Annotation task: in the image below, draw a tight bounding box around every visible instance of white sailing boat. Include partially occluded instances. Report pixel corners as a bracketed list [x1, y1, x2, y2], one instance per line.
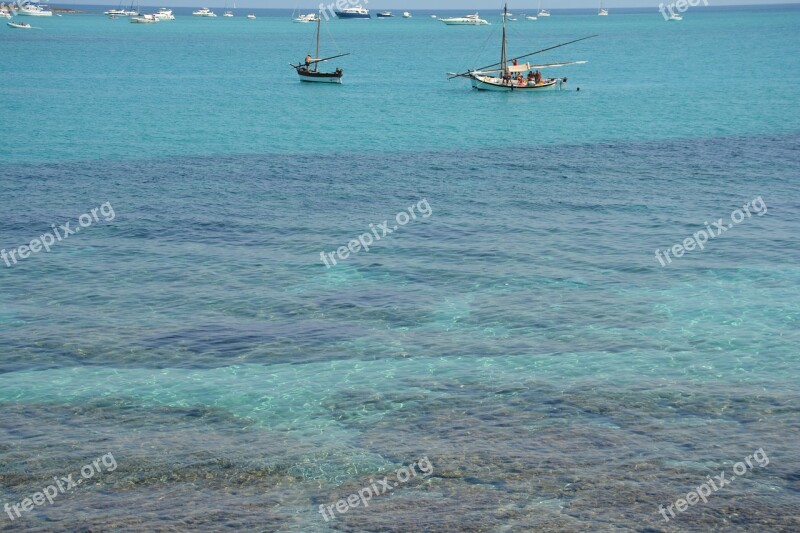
[537, 0, 550, 16]
[290, 13, 349, 83]
[449, 5, 593, 92]
[223, 0, 234, 17]
[598, 0, 609, 16]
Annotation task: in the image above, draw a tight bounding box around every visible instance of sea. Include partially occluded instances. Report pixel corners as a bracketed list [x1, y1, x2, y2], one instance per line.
[0, 4, 799, 532]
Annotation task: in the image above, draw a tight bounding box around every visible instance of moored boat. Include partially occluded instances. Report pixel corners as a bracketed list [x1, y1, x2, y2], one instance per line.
[153, 8, 174, 20]
[247, 13, 255, 18]
[293, 13, 319, 22]
[449, 4, 593, 93]
[192, 7, 217, 17]
[439, 13, 489, 25]
[376, 11, 393, 17]
[16, 2, 53, 16]
[130, 13, 158, 22]
[668, 13, 682, 20]
[402, 11, 411, 18]
[291, 13, 349, 83]
[334, 6, 369, 18]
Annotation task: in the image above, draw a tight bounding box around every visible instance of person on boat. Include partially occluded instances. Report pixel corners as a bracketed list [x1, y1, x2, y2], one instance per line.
[304, 54, 312, 67]
[534, 70, 542, 84]
[512, 59, 518, 66]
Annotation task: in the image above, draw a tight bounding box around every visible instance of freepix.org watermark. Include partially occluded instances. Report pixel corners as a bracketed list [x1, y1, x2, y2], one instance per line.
[4, 453, 117, 522]
[654, 196, 766, 266]
[658, 0, 707, 21]
[0, 0, 31, 16]
[318, 457, 433, 521]
[658, 448, 769, 522]
[320, 198, 431, 268]
[2, 202, 115, 268]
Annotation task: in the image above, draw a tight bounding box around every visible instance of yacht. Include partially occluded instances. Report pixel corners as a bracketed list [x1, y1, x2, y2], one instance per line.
[668, 13, 682, 20]
[402, 11, 411, 18]
[153, 8, 175, 20]
[334, 6, 370, 18]
[192, 7, 217, 16]
[17, 2, 53, 16]
[439, 13, 489, 25]
[526, 15, 537, 20]
[293, 13, 319, 22]
[376, 11, 393, 17]
[247, 13, 255, 18]
[223, 11, 233, 16]
[104, 8, 126, 16]
[537, 1, 550, 17]
[131, 13, 158, 22]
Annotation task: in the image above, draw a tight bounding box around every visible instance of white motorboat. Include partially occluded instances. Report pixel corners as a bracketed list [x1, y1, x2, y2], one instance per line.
[449, 4, 593, 93]
[439, 13, 489, 25]
[668, 13, 682, 20]
[293, 13, 319, 23]
[223, 11, 233, 16]
[402, 11, 411, 18]
[104, 8, 126, 16]
[334, 6, 370, 18]
[247, 13, 255, 18]
[153, 8, 174, 20]
[192, 7, 217, 17]
[16, 2, 53, 16]
[130, 13, 158, 22]
[1, 11, 12, 18]
[376, 11, 393, 17]
[7, 20, 32, 28]
[526, 15, 537, 20]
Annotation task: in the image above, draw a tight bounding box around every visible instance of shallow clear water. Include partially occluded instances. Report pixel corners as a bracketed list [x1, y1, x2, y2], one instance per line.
[0, 5, 799, 532]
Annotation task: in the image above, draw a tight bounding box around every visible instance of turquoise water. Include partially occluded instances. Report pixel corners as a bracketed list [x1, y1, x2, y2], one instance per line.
[1, 5, 799, 532]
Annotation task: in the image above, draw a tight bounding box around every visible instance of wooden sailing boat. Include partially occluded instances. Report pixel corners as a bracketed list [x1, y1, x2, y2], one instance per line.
[290, 13, 349, 83]
[449, 4, 594, 92]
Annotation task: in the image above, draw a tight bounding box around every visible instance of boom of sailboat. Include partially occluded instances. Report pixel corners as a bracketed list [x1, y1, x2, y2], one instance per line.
[448, 34, 597, 80]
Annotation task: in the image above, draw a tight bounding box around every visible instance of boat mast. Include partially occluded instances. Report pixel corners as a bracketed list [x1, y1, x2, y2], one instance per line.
[500, 4, 507, 78]
[314, 14, 321, 72]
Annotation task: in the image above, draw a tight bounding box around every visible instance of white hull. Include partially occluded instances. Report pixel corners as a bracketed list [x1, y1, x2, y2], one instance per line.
[470, 74, 562, 92]
[17, 9, 53, 16]
[526, 15, 537, 20]
[440, 18, 489, 25]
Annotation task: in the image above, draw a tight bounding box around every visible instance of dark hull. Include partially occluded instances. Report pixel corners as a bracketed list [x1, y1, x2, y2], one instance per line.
[334, 11, 370, 18]
[297, 68, 343, 83]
